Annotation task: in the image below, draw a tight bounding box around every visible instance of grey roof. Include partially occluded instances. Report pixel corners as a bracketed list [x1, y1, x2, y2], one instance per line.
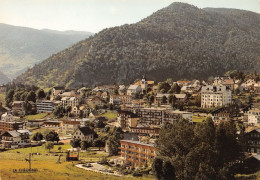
[128, 85, 140, 90]
[8, 131, 20, 137]
[120, 140, 154, 147]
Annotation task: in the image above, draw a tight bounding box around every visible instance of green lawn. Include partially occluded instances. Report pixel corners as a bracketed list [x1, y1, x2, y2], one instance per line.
[24, 113, 50, 121]
[0, 144, 154, 180]
[100, 111, 117, 120]
[193, 115, 207, 123]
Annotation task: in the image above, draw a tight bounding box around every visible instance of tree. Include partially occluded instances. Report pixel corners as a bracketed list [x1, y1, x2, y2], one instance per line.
[32, 132, 43, 142]
[162, 96, 167, 104]
[5, 89, 15, 108]
[26, 91, 36, 102]
[53, 105, 65, 118]
[37, 89, 46, 99]
[70, 139, 81, 148]
[172, 83, 181, 94]
[45, 142, 54, 153]
[106, 127, 123, 156]
[158, 82, 171, 93]
[93, 138, 105, 150]
[81, 140, 91, 150]
[23, 100, 33, 115]
[155, 118, 242, 180]
[65, 106, 72, 114]
[45, 131, 60, 143]
[152, 157, 163, 180]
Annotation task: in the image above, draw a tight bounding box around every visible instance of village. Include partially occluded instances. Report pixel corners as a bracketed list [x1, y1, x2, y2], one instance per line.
[0, 72, 260, 179]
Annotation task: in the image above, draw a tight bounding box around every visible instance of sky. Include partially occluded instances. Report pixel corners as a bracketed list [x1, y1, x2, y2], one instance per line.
[0, 0, 259, 33]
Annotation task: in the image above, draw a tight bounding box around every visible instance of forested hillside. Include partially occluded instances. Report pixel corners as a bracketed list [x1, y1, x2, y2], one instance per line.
[15, 3, 260, 88]
[0, 23, 93, 79]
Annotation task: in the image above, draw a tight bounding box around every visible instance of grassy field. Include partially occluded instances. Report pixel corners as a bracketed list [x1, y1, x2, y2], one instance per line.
[100, 111, 117, 121]
[24, 113, 51, 121]
[192, 115, 207, 123]
[0, 145, 154, 180]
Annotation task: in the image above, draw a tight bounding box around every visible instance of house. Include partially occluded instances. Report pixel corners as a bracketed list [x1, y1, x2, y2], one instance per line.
[0, 129, 32, 149]
[247, 109, 260, 126]
[12, 101, 36, 115]
[61, 97, 79, 108]
[127, 85, 142, 96]
[246, 129, 260, 154]
[155, 94, 172, 105]
[174, 94, 187, 102]
[118, 85, 127, 95]
[110, 95, 132, 105]
[72, 126, 95, 142]
[61, 120, 80, 135]
[89, 111, 99, 119]
[211, 108, 231, 123]
[26, 119, 46, 128]
[51, 87, 65, 100]
[1, 112, 14, 122]
[222, 79, 235, 91]
[129, 123, 160, 137]
[86, 96, 106, 107]
[201, 85, 232, 108]
[119, 140, 156, 167]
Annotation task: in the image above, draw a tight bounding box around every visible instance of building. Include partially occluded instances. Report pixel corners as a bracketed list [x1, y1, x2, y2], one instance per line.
[61, 120, 80, 135]
[127, 85, 142, 96]
[174, 94, 188, 102]
[155, 94, 172, 105]
[36, 100, 55, 113]
[61, 97, 79, 108]
[117, 110, 139, 130]
[129, 124, 160, 137]
[119, 140, 156, 167]
[51, 87, 65, 100]
[72, 126, 95, 142]
[1, 112, 14, 122]
[134, 108, 193, 125]
[134, 76, 154, 94]
[247, 109, 260, 126]
[0, 121, 24, 133]
[246, 129, 260, 154]
[201, 85, 232, 108]
[110, 95, 132, 105]
[0, 129, 32, 149]
[43, 121, 61, 129]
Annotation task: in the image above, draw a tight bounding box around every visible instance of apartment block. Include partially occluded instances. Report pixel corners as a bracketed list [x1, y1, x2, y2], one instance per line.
[201, 85, 232, 108]
[119, 140, 156, 167]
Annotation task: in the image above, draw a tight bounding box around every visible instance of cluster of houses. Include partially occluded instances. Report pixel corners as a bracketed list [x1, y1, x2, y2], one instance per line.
[1, 75, 260, 167]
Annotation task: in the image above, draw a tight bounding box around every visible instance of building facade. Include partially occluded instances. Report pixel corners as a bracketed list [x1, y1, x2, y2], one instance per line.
[201, 85, 232, 108]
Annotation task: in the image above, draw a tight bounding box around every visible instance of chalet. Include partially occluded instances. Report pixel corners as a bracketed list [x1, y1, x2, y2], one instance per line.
[0, 129, 32, 149]
[246, 129, 260, 154]
[72, 126, 95, 142]
[0, 121, 24, 133]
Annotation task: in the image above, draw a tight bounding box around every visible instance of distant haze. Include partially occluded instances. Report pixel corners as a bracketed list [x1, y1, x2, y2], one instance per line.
[0, 0, 259, 33]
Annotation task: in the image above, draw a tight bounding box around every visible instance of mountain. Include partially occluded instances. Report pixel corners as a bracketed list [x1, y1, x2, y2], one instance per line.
[0, 70, 10, 85]
[15, 3, 260, 88]
[0, 23, 93, 79]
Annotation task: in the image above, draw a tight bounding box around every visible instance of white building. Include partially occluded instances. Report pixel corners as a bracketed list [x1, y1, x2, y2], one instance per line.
[247, 109, 260, 126]
[72, 126, 95, 142]
[110, 95, 132, 105]
[201, 85, 232, 108]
